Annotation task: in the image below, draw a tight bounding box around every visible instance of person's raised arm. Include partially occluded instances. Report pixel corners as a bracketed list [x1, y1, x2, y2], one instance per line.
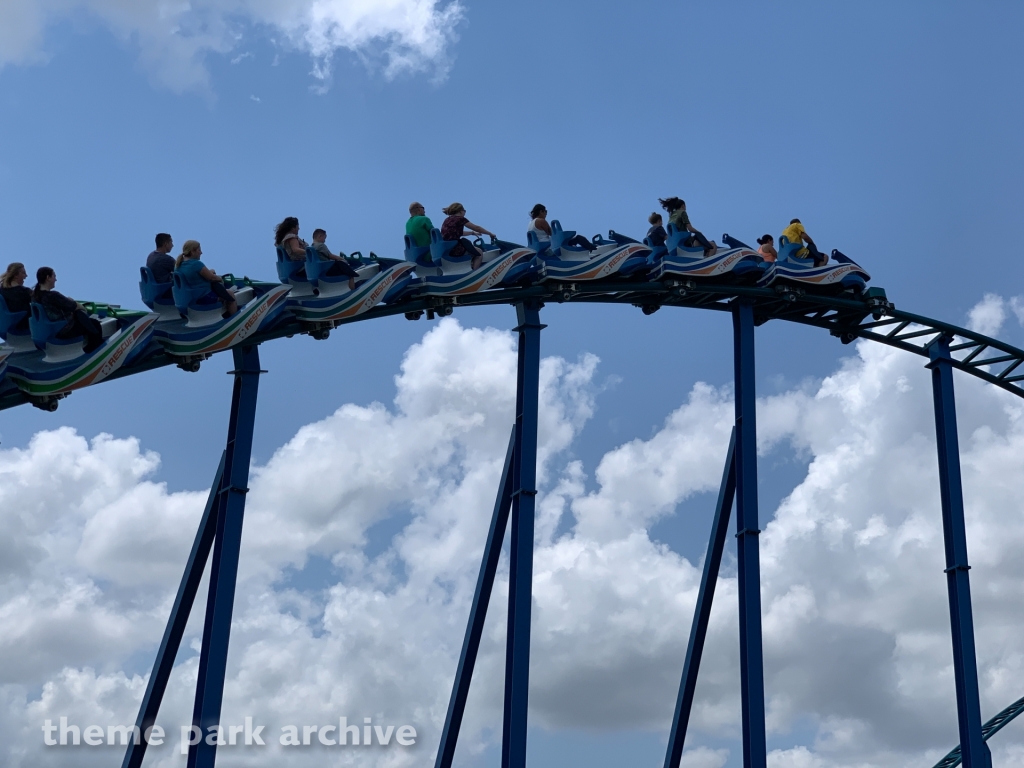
[464, 220, 495, 238]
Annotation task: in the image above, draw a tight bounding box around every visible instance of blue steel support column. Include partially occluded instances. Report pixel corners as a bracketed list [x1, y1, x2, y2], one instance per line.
[188, 344, 264, 768]
[120, 452, 226, 768]
[732, 300, 767, 768]
[664, 429, 737, 768]
[927, 336, 992, 768]
[502, 300, 545, 768]
[434, 429, 516, 768]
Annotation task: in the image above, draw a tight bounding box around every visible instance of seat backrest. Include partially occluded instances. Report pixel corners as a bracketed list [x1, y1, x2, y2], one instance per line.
[404, 234, 432, 266]
[29, 302, 68, 348]
[777, 235, 810, 263]
[665, 223, 689, 253]
[642, 235, 668, 259]
[171, 271, 213, 313]
[138, 266, 172, 308]
[304, 245, 327, 283]
[429, 228, 459, 262]
[276, 246, 305, 283]
[526, 230, 551, 254]
[0, 293, 28, 336]
[550, 219, 579, 253]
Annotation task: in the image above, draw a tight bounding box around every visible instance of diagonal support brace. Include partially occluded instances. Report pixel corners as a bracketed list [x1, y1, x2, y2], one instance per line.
[120, 452, 226, 768]
[664, 428, 737, 768]
[434, 429, 516, 768]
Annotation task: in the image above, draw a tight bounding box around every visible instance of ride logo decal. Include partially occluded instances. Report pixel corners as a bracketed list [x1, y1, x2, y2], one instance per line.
[91, 317, 157, 385]
[481, 253, 520, 290]
[810, 264, 857, 284]
[331, 263, 415, 320]
[702, 249, 749, 276]
[238, 287, 289, 340]
[569, 248, 629, 281]
[450, 253, 519, 295]
[597, 249, 630, 278]
[340, 266, 404, 318]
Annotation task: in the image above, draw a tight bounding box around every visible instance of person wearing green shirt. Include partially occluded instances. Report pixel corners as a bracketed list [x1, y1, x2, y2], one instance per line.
[405, 202, 434, 248]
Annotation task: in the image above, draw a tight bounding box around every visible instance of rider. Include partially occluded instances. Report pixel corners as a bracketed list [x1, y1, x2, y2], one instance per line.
[646, 213, 667, 248]
[405, 202, 434, 249]
[146, 233, 175, 283]
[441, 203, 495, 270]
[275, 216, 309, 273]
[756, 235, 778, 262]
[659, 197, 715, 257]
[782, 219, 827, 267]
[528, 204, 594, 251]
[175, 240, 239, 318]
[311, 228, 359, 290]
[1, 262, 32, 325]
[31, 266, 104, 353]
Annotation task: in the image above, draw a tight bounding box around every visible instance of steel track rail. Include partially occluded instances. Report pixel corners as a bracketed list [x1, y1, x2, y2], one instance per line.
[3, 280, 1024, 412]
[932, 693, 1024, 768]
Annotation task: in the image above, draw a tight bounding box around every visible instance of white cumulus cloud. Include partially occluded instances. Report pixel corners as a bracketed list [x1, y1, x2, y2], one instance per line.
[0, 0, 464, 93]
[2, 305, 1024, 767]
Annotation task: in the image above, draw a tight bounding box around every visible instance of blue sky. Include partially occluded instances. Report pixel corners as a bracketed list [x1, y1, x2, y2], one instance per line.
[2, 2, 1024, 767]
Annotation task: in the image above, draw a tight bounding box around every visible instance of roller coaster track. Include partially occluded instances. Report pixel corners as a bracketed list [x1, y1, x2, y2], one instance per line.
[933, 693, 1024, 768]
[4, 278, 1023, 412]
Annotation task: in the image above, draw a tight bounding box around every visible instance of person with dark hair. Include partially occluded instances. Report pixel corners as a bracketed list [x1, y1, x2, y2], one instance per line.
[659, 197, 715, 257]
[311, 228, 359, 289]
[406, 202, 434, 248]
[32, 267, 104, 353]
[1, 262, 32, 331]
[440, 203, 495, 270]
[146, 233, 175, 283]
[175, 241, 238, 318]
[527, 204, 594, 251]
[781, 219, 827, 266]
[756, 234, 777, 262]
[646, 213, 667, 248]
[275, 217, 307, 261]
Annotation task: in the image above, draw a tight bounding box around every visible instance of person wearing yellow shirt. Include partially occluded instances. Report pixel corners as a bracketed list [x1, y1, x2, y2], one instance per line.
[781, 219, 827, 266]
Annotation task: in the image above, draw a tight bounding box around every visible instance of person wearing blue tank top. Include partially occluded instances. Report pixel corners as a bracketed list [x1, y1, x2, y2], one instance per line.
[174, 240, 238, 317]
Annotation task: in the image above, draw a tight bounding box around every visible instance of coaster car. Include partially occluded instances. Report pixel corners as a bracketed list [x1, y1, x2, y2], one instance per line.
[651, 226, 764, 282]
[140, 266, 290, 368]
[0, 293, 34, 352]
[528, 220, 650, 282]
[281, 247, 416, 327]
[0, 347, 9, 381]
[5, 303, 158, 399]
[402, 229, 544, 297]
[755, 236, 869, 294]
